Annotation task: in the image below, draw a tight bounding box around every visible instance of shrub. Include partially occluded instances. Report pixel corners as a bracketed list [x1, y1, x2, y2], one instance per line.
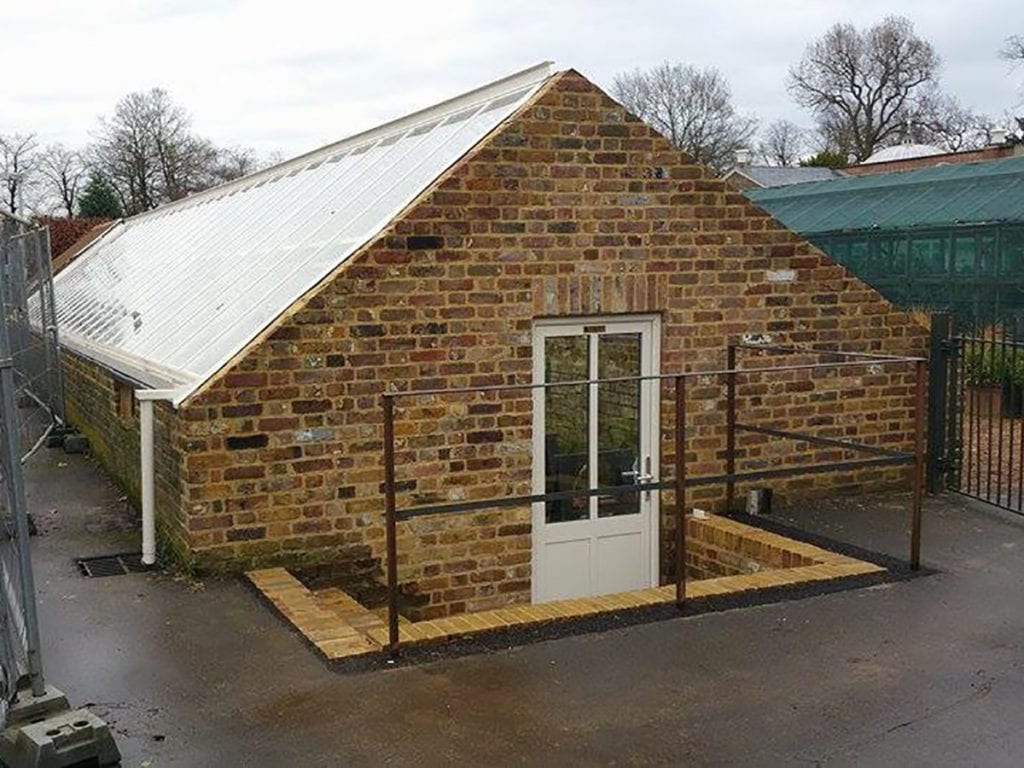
[962, 341, 1024, 388]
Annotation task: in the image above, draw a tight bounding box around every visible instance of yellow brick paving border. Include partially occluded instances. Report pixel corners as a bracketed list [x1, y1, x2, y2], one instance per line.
[246, 515, 886, 661]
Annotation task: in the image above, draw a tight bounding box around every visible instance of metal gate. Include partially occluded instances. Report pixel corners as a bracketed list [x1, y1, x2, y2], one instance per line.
[929, 313, 1024, 512]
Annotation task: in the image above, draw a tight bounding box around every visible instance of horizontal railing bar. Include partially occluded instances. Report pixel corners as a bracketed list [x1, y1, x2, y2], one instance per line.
[394, 455, 914, 520]
[733, 423, 912, 458]
[734, 343, 919, 361]
[952, 335, 1024, 346]
[384, 356, 925, 400]
[684, 455, 914, 487]
[952, 489, 1024, 516]
[396, 486, 638, 520]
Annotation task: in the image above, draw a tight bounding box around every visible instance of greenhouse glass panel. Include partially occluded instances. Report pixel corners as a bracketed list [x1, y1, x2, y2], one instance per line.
[749, 157, 1024, 323]
[50, 63, 555, 403]
[877, 236, 908, 275]
[1003, 228, 1024, 274]
[910, 236, 947, 275]
[952, 236, 976, 276]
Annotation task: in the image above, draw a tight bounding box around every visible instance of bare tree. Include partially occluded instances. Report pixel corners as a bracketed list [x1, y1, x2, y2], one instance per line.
[1004, 34, 1024, 100]
[89, 88, 218, 214]
[910, 90, 990, 152]
[1002, 34, 1024, 64]
[209, 145, 281, 184]
[758, 120, 806, 166]
[0, 132, 39, 215]
[613, 62, 757, 172]
[37, 143, 85, 217]
[808, 112, 856, 161]
[788, 16, 940, 162]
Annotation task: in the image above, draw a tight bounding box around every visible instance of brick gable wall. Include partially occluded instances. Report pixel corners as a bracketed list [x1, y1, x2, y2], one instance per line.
[64, 71, 927, 618]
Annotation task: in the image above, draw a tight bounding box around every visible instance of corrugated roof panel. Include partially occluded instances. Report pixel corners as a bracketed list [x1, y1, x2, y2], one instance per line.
[747, 155, 1024, 235]
[53, 63, 554, 404]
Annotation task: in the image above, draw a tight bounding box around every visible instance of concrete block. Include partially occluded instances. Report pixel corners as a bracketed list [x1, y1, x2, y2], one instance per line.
[3, 686, 69, 725]
[61, 435, 89, 455]
[0, 707, 120, 767]
[45, 427, 74, 450]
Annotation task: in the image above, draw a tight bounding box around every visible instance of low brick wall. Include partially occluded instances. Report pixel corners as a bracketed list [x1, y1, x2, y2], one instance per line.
[686, 516, 817, 579]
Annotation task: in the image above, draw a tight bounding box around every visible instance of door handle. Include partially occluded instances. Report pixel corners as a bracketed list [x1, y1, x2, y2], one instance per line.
[622, 469, 654, 485]
[641, 456, 654, 499]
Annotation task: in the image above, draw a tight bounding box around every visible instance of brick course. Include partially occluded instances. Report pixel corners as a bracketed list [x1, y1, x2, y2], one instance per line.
[60, 70, 927, 616]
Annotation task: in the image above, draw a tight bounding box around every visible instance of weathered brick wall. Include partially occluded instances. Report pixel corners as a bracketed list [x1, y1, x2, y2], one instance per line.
[62, 350, 188, 562]
[172, 70, 927, 617]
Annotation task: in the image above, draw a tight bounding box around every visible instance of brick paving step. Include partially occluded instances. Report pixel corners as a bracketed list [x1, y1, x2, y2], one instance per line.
[312, 587, 409, 643]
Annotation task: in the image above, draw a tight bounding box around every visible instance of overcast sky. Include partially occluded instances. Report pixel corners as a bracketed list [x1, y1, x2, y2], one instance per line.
[3, 0, 1021, 158]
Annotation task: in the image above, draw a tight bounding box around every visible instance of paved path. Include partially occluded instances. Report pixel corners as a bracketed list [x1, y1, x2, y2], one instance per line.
[26, 449, 1024, 766]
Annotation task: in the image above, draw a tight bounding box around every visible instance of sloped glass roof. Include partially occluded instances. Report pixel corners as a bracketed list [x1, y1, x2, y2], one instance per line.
[747, 155, 1024, 235]
[53, 63, 554, 405]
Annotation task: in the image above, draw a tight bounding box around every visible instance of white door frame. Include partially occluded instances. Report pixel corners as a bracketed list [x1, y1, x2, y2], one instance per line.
[530, 314, 661, 603]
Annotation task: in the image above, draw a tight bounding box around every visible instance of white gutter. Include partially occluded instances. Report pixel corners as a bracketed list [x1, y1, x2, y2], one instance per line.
[135, 389, 179, 565]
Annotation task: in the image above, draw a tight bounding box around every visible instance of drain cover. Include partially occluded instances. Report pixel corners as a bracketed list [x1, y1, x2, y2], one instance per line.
[76, 553, 151, 578]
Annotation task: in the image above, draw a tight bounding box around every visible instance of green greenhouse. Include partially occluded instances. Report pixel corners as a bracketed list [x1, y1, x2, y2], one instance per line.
[747, 155, 1024, 323]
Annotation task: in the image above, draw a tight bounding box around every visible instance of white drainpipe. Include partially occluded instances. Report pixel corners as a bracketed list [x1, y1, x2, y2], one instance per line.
[135, 389, 178, 565]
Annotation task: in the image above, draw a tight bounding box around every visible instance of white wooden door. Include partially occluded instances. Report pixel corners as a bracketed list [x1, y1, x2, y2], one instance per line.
[532, 316, 660, 603]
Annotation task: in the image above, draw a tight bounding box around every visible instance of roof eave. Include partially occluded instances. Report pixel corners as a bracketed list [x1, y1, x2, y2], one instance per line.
[59, 329, 194, 403]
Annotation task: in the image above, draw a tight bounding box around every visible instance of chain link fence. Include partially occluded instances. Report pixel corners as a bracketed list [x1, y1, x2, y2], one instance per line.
[0, 213, 55, 722]
[1, 216, 65, 460]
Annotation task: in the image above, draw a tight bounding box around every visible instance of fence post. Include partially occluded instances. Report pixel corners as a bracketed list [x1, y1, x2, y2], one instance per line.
[674, 375, 687, 608]
[382, 394, 400, 656]
[911, 359, 926, 570]
[926, 313, 951, 493]
[39, 228, 65, 425]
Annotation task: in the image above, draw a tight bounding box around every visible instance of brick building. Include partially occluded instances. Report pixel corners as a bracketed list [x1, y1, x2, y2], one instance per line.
[52, 64, 927, 618]
[846, 141, 1023, 176]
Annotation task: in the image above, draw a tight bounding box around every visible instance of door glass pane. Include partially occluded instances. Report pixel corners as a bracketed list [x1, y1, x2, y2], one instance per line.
[544, 335, 589, 523]
[597, 333, 641, 517]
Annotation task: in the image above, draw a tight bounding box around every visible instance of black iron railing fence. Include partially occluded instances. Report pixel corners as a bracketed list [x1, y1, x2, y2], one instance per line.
[380, 343, 927, 655]
[931, 313, 1024, 512]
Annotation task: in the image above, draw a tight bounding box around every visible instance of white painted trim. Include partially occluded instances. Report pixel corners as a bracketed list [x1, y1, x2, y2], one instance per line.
[531, 314, 662, 603]
[136, 387, 177, 566]
[139, 398, 156, 565]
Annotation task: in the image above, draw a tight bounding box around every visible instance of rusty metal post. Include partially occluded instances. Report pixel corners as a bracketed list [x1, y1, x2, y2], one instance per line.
[725, 343, 737, 513]
[911, 359, 926, 570]
[675, 375, 687, 608]
[382, 394, 400, 655]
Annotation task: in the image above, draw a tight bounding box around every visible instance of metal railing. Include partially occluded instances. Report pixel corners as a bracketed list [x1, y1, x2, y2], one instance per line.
[934, 316, 1024, 512]
[380, 343, 927, 655]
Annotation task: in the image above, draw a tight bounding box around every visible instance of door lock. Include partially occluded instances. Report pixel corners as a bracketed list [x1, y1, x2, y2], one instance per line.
[623, 457, 655, 498]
